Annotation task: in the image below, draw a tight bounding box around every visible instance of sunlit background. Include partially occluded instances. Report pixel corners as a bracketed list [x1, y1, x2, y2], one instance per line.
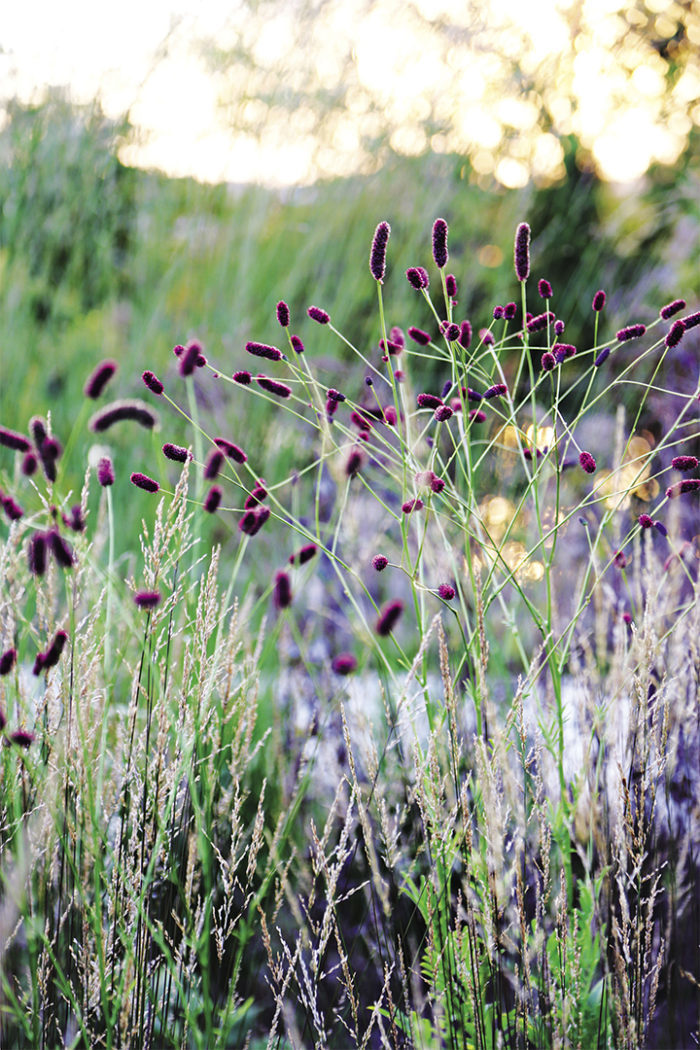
[3, 0, 700, 188]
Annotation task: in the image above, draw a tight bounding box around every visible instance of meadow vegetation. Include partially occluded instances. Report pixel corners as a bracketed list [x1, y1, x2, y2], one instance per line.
[0, 96, 699, 1048]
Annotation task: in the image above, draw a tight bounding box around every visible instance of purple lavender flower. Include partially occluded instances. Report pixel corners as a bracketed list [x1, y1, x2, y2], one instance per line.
[653, 520, 668, 537]
[97, 457, 115, 486]
[331, 653, 357, 675]
[130, 472, 160, 493]
[369, 220, 391, 281]
[84, 359, 118, 399]
[0, 648, 17, 675]
[594, 347, 611, 367]
[406, 267, 430, 290]
[134, 590, 162, 609]
[307, 306, 330, 324]
[579, 451, 596, 474]
[538, 278, 552, 299]
[376, 599, 404, 637]
[660, 299, 685, 319]
[671, 455, 698, 471]
[89, 400, 158, 433]
[514, 222, 530, 281]
[276, 300, 290, 327]
[204, 485, 222, 513]
[665, 320, 685, 348]
[0, 426, 31, 452]
[616, 324, 646, 341]
[255, 375, 290, 398]
[142, 370, 164, 395]
[592, 290, 606, 312]
[483, 383, 508, 399]
[273, 571, 292, 609]
[432, 218, 448, 269]
[408, 326, 431, 345]
[290, 334, 305, 353]
[246, 341, 283, 362]
[162, 443, 190, 464]
[438, 584, 455, 600]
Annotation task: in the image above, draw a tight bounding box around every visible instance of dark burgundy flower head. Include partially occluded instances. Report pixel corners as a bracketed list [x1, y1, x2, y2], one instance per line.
[438, 584, 456, 600]
[246, 341, 283, 362]
[28, 532, 48, 575]
[594, 347, 611, 367]
[2, 495, 24, 521]
[84, 360, 118, 399]
[493, 305, 505, 320]
[504, 302, 517, 320]
[162, 443, 190, 464]
[660, 299, 685, 320]
[307, 306, 330, 324]
[289, 543, 317, 565]
[0, 648, 17, 676]
[276, 300, 290, 327]
[446, 274, 457, 298]
[432, 218, 448, 269]
[130, 472, 160, 493]
[638, 514, 653, 528]
[204, 485, 222, 513]
[233, 370, 252, 385]
[665, 320, 685, 349]
[681, 311, 700, 330]
[538, 279, 552, 299]
[21, 451, 38, 476]
[402, 498, 424, 514]
[215, 438, 248, 464]
[579, 451, 596, 474]
[457, 320, 472, 349]
[666, 479, 700, 498]
[514, 222, 530, 281]
[0, 426, 31, 453]
[554, 319, 565, 336]
[97, 457, 115, 486]
[417, 393, 443, 409]
[345, 447, 365, 477]
[376, 599, 404, 637]
[372, 554, 388, 571]
[434, 405, 453, 422]
[142, 370, 164, 395]
[592, 290, 606, 312]
[406, 266, 430, 290]
[179, 340, 205, 377]
[527, 311, 555, 333]
[42, 630, 68, 670]
[483, 383, 507, 399]
[408, 326, 431, 345]
[369, 220, 391, 281]
[290, 334, 305, 353]
[541, 352, 555, 372]
[616, 324, 646, 342]
[48, 529, 74, 569]
[273, 571, 293, 609]
[89, 400, 158, 433]
[134, 590, 162, 610]
[204, 448, 224, 479]
[671, 455, 698, 471]
[10, 730, 34, 749]
[331, 653, 357, 675]
[256, 375, 291, 398]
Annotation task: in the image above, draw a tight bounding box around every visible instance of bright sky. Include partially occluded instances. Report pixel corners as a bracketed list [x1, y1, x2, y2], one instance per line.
[2, 0, 698, 187]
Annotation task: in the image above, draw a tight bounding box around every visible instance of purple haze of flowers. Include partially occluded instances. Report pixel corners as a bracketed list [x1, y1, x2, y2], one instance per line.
[84, 359, 118, 399]
[514, 222, 530, 281]
[432, 218, 448, 268]
[376, 599, 404, 637]
[369, 221, 391, 281]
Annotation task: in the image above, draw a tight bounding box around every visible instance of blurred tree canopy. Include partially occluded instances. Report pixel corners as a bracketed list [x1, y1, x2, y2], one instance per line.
[200, 0, 700, 186]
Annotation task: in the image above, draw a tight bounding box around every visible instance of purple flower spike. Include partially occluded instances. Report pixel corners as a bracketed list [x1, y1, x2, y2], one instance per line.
[406, 267, 430, 290]
[579, 451, 596, 474]
[538, 279, 552, 299]
[417, 393, 443, 409]
[179, 340, 204, 377]
[204, 485, 222, 513]
[592, 290, 606, 312]
[616, 324, 646, 342]
[483, 383, 508, 399]
[276, 300, 290, 327]
[2, 495, 24, 521]
[0, 426, 31, 453]
[10, 730, 34, 749]
[446, 274, 457, 298]
[554, 319, 565, 336]
[665, 320, 685, 348]
[660, 299, 685, 320]
[369, 220, 391, 281]
[215, 438, 247, 464]
[441, 321, 460, 341]
[256, 375, 291, 398]
[89, 400, 158, 433]
[97, 457, 115, 486]
[666, 479, 700, 498]
[504, 302, 517, 320]
[527, 311, 555, 333]
[233, 370, 252, 384]
[432, 218, 448, 269]
[514, 222, 530, 281]
[130, 472, 160, 493]
[162, 443, 190, 464]
[372, 554, 388, 571]
[345, 447, 365, 477]
[408, 326, 431, 345]
[541, 352, 555, 372]
[653, 520, 668, 537]
[434, 405, 453, 422]
[142, 370, 164, 395]
[681, 311, 700, 330]
[493, 305, 505, 320]
[84, 359, 118, 399]
[28, 532, 48, 575]
[594, 347, 611, 367]
[331, 653, 357, 675]
[671, 455, 698, 471]
[0, 648, 17, 675]
[134, 590, 162, 610]
[638, 514, 653, 528]
[246, 341, 283, 361]
[307, 306, 330, 324]
[376, 599, 404, 637]
[273, 571, 293, 610]
[204, 448, 224, 479]
[290, 334, 305, 353]
[21, 452, 38, 476]
[458, 321, 472, 349]
[289, 543, 317, 565]
[48, 529, 74, 569]
[438, 584, 456, 600]
[42, 629, 68, 671]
